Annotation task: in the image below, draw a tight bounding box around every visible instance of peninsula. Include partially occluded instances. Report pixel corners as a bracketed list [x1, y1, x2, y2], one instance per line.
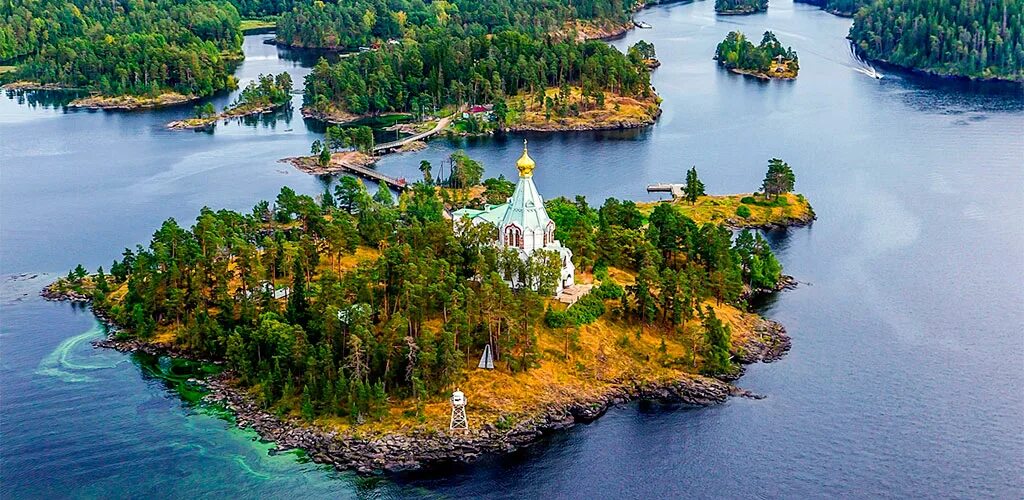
[643, 160, 813, 230]
[43, 147, 803, 474]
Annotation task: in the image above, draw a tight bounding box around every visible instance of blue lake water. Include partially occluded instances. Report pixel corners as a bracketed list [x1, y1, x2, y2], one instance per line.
[2, 1, 1022, 497]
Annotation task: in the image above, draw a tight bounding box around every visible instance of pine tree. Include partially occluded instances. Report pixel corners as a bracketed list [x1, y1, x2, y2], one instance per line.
[761, 158, 795, 200]
[318, 145, 332, 167]
[700, 306, 733, 374]
[684, 166, 705, 205]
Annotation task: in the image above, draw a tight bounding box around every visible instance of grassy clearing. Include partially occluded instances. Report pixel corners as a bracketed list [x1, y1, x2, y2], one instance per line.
[638, 192, 814, 228]
[240, 18, 277, 33]
[505, 86, 661, 132]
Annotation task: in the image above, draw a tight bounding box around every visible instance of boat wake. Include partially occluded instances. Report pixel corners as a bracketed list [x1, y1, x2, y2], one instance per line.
[848, 42, 884, 79]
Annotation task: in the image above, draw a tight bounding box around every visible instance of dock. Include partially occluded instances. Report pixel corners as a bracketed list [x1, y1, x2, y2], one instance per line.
[647, 183, 685, 199]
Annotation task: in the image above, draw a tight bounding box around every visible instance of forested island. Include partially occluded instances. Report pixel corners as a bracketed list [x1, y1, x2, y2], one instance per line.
[168, 73, 293, 130]
[715, 0, 768, 15]
[849, 0, 1024, 82]
[43, 155, 806, 472]
[303, 33, 658, 132]
[715, 31, 799, 79]
[0, 0, 243, 107]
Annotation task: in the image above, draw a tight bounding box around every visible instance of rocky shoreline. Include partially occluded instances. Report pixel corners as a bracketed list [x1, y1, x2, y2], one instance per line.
[68, 92, 196, 110]
[725, 208, 816, 230]
[167, 102, 288, 130]
[40, 281, 790, 475]
[1, 81, 82, 92]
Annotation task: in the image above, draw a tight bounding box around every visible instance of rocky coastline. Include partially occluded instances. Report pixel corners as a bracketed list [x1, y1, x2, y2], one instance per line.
[68, 92, 196, 110]
[1, 81, 82, 92]
[724, 207, 816, 230]
[40, 279, 790, 475]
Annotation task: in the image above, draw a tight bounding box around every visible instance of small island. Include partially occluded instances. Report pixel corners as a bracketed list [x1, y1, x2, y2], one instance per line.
[715, 31, 800, 80]
[42, 147, 801, 474]
[715, 0, 768, 15]
[642, 160, 815, 229]
[168, 73, 292, 130]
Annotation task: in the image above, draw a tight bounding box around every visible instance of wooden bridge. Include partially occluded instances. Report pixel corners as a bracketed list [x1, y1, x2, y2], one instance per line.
[338, 162, 408, 191]
[372, 109, 459, 153]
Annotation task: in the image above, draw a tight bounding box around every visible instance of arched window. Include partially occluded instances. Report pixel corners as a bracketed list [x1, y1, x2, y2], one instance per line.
[545, 221, 555, 245]
[505, 224, 522, 248]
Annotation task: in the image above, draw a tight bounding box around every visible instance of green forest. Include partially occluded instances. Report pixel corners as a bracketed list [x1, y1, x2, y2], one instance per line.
[276, 0, 633, 50]
[1, 0, 243, 97]
[849, 0, 1024, 81]
[794, 0, 865, 17]
[714, 0, 768, 15]
[715, 31, 799, 76]
[303, 30, 653, 118]
[61, 169, 782, 422]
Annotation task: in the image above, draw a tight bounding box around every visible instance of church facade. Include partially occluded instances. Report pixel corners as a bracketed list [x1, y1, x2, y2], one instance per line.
[452, 141, 575, 296]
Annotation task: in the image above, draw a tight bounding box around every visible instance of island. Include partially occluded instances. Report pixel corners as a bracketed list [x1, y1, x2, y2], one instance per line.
[42, 146, 804, 474]
[715, 0, 768, 15]
[0, 0, 242, 109]
[303, 35, 660, 135]
[715, 31, 800, 80]
[167, 73, 293, 130]
[849, 0, 1024, 83]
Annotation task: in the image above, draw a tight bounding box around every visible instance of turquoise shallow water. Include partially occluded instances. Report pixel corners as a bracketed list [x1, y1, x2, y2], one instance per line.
[2, 1, 1023, 497]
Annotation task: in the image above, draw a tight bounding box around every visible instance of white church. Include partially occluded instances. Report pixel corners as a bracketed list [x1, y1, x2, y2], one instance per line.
[452, 141, 575, 296]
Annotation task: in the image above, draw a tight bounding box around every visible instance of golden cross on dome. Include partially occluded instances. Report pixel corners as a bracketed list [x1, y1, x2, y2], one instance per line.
[516, 139, 536, 177]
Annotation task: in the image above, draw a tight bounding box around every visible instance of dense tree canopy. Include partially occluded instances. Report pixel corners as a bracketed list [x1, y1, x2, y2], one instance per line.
[794, 0, 866, 17]
[715, 31, 799, 75]
[277, 0, 633, 49]
[67, 166, 785, 419]
[1, 0, 243, 96]
[849, 0, 1024, 81]
[303, 29, 652, 117]
[715, 0, 768, 15]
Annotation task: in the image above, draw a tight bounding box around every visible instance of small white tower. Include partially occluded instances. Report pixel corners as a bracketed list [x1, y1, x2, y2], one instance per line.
[450, 388, 469, 431]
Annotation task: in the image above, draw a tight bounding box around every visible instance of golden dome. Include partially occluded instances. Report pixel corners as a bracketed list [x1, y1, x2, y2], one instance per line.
[516, 139, 536, 177]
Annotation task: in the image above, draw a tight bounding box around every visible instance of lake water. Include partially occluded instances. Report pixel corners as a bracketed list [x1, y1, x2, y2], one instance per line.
[2, 1, 1022, 497]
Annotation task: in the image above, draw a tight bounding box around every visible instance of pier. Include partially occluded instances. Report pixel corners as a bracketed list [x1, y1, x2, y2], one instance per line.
[647, 183, 685, 199]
